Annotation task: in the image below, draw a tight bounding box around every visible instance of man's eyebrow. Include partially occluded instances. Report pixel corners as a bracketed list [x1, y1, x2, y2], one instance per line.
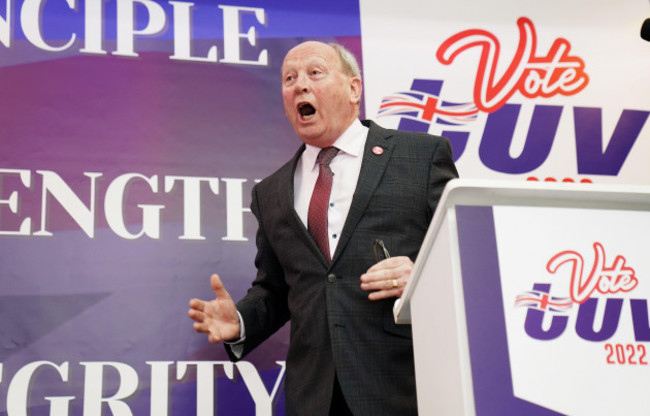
[280, 65, 294, 75]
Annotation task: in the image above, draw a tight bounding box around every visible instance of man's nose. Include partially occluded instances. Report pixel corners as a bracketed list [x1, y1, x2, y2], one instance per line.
[294, 73, 310, 93]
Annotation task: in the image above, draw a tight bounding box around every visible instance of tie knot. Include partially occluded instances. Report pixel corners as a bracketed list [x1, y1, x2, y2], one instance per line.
[316, 146, 338, 166]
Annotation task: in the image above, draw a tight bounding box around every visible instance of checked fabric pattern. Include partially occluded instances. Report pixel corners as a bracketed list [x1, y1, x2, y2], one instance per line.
[308, 146, 339, 261]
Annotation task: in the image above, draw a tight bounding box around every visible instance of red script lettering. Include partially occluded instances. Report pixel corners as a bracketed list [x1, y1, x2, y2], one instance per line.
[546, 242, 638, 304]
[436, 17, 589, 113]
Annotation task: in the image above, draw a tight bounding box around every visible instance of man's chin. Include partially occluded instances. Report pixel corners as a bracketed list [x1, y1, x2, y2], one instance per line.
[293, 125, 327, 145]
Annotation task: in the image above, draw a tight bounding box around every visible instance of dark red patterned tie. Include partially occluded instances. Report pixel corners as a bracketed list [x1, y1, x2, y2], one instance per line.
[308, 146, 339, 261]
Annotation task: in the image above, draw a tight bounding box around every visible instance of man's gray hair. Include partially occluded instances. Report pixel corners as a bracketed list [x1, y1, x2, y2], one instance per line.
[329, 43, 361, 79]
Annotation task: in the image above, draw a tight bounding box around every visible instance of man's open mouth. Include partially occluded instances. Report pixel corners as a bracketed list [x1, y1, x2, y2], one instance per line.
[298, 103, 316, 120]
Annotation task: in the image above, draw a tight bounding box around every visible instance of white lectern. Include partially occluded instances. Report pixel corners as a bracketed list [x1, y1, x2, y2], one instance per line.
[395, 179, 650, 416]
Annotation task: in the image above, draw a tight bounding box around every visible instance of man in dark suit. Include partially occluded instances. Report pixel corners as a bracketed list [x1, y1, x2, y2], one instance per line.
[189, 41, 458, 415]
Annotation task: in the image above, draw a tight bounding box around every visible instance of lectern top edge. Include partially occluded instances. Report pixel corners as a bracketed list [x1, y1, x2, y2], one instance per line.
[438, 179, 650, 209]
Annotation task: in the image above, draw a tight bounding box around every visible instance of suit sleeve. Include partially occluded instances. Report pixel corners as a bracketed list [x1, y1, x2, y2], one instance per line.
[427, 136, 459, 219]
[225, 185, 291, 361]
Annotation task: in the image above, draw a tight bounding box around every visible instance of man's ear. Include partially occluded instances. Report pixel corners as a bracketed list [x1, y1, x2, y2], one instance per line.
[350, 77, 362, 104]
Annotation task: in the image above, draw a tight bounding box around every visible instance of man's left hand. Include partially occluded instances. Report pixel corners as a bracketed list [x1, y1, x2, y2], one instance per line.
[360, 256, 413, 301]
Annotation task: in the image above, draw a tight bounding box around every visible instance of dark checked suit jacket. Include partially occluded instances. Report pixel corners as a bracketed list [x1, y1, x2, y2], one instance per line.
[226, 120, 458, 415]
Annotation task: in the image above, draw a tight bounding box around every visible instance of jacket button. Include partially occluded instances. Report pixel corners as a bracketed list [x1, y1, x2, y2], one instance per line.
[327, 274, 337, 283]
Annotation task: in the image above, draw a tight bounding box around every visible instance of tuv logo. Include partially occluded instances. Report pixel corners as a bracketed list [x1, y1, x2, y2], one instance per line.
[515, 243, 649, 357]
[377, 17, 649, 180]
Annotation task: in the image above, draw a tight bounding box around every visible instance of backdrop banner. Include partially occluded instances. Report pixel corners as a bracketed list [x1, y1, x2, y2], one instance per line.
[361, 0, 649, 185]
[0, 1, 361, 414]
[1, 0, 648, 414]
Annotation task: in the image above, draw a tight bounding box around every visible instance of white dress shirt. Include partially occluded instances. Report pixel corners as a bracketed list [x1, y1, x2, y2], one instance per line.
[293, 119, 369, 258]
[229, 119, 368, 352]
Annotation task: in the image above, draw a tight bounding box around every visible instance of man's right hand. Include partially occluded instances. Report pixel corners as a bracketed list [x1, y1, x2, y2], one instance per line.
[188, 274, 241, 343]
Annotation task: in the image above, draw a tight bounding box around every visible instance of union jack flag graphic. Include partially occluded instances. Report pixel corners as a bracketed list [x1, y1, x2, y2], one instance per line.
[515, 290, 573, 313]
[378, 91, 479, 126]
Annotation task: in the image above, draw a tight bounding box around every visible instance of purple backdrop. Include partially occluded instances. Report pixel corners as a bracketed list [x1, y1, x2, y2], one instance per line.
[0, 1, 362, 414]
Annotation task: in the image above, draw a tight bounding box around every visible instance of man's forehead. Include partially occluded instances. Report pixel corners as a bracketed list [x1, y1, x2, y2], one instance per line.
[282, 42, 338, 70]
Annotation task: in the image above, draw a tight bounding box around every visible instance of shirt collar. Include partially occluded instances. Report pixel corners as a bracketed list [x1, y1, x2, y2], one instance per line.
[302, 119, 368, 170]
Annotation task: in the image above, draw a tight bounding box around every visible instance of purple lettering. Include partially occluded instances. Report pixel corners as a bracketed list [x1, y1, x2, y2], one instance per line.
[575, 298, 623, 341]
[479, 104, 562, 173]
[574, 108, 648, 175]
[630, 299, 650, 342]
[523, 284, 568, 340]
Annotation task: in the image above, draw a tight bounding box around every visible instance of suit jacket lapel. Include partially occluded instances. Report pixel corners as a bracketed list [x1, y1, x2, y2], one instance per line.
[331, 121, 394, 265]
